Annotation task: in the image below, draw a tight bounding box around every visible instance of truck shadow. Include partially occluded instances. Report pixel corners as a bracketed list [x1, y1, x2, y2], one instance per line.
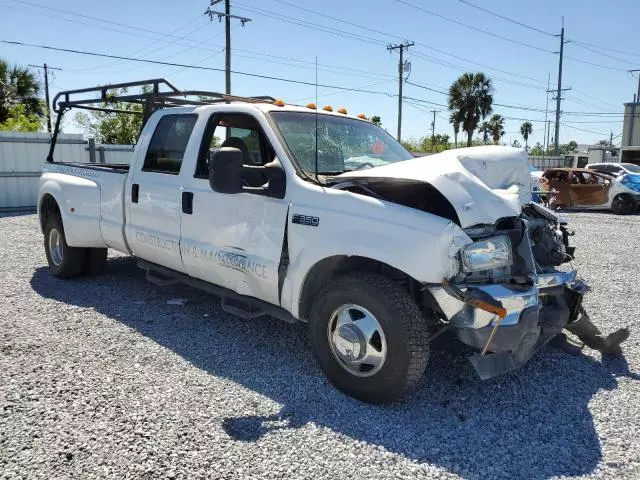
[30, 257, 626, 480]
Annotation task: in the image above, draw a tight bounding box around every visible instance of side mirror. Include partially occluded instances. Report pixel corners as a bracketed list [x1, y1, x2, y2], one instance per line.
[208, 147, 243, 194]
[263, 159, 287, 199]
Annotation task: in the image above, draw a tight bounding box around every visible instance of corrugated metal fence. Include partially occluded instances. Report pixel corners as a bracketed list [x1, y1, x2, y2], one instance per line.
[528, 156, 567, 170]
[0, 132, 133, 210]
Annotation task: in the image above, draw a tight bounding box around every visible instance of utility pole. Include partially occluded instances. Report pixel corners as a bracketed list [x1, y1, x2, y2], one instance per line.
[628, 69, 640, 148]
[543, 73, 550, 157]
[630, 69, 640, 101]
[430, 109, 438, 152]
[553, 19, 568, 155]
[28, 63, 61, 133]
[206, 0, 251, 96]
[548, 86, 571, 153]
[610, 131, 613, 148]
[546, 119, 551, 154]
[387, 41, 414, 142]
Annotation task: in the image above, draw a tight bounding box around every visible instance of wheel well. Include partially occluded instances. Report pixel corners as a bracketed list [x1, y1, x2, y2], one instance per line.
[298, 255, 438, 321]
[39, 194, 60, 232]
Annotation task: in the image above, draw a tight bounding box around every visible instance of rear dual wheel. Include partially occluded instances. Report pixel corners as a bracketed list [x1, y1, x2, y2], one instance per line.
[44, 214, 107, 278]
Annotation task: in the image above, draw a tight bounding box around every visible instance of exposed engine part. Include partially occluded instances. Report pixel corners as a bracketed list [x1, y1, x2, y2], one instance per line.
[530, 222, 566, 270]
[521, 203, 573, 272]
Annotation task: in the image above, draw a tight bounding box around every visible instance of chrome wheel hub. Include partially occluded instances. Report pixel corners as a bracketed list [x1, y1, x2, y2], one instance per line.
[48, 228, 63, 266]
[327, 304, 387, 377]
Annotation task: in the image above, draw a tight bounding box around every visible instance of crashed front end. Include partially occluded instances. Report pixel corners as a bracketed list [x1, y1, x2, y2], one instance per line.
[427, 202, 588, 379]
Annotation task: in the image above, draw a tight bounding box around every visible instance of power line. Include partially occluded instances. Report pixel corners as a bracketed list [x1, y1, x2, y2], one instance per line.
[233, 4, 387, 46]
[564, 55, 629, 72]
[455, 0, 555, 37]
[8, 0, 209, 44]
[2, 2, 222, 55]
[568, 41, 636, 66]
[567, 39, 640, 59]
[395, 0, 555, 54]
[0, 39, 397, 96]
[561, 122, 609, 136]
[237, 0, 552, 89]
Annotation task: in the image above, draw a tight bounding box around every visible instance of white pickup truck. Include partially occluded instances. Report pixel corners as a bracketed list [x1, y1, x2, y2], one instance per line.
[38, 79, 591, 403]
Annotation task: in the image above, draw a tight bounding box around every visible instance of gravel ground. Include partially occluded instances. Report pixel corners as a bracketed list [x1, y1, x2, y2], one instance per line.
[1, 211, 639, 480]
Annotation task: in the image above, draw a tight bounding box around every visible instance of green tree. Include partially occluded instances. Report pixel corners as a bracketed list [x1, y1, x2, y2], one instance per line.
[449, 111, 462, 147]
[421, 134, 451, 153]
[488, 114, 505, 144]
[597, 139, 609, 146]
[478, 121, 491, 144]
[529, 142, 545, 156]
[370, 115, 382, 127]
[567, 140, 578, 152]
[520, 121, 533, 149]
[0, 59, 43, 126]
[74, 88, 143, 144]
[511, 139, 521, 148]
[0, 104, 42, 132]
[448, 72, 493, 147]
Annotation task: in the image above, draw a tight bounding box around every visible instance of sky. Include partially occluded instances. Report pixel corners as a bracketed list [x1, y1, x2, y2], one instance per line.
[1, 0, 639, 148]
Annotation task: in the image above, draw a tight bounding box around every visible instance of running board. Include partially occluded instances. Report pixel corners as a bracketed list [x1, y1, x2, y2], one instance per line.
[137, 259, 297, 324]
[146, 269, 178, 286]
[221, 297, 265, 320]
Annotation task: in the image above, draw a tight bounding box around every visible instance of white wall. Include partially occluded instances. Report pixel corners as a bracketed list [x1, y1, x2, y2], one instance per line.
[0, 132, 133, 209]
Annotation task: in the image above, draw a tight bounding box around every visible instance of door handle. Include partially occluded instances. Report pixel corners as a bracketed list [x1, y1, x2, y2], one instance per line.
[131, 183, 139, 203]
[182, 191, 194, 214]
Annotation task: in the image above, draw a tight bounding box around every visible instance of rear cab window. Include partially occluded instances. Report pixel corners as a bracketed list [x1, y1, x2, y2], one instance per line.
[142, 114, 198, 174]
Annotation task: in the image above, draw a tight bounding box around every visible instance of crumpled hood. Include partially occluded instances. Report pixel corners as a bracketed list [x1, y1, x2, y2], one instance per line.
[338, 146, 531, 227]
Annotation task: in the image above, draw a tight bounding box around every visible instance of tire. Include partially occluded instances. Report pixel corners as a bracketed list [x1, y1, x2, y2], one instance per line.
[611, 194, 636, 215]
[43, 214, 87, 279]
[309, 272, 430, 404]
[84, 248, 108, 276]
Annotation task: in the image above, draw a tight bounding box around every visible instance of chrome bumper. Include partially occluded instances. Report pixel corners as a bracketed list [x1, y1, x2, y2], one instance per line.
[427, 270, 577, 330]
[427, 270, 583, 379]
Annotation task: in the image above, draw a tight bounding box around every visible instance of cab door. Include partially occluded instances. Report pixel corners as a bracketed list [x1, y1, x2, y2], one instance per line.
[125, 113, 198, 272]
[569, 171, 610, 207]
[179, 112, 289, 305]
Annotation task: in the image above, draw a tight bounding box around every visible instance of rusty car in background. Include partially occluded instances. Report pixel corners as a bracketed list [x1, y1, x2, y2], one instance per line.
[539, 167, 640, 215]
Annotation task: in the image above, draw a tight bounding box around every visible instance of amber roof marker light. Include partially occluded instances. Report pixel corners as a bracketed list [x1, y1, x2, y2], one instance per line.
[274, 99, 285, 107]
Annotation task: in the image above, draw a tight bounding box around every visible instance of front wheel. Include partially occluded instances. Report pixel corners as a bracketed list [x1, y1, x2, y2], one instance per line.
[611, 194, 637, 215]
[309, 272, 430, 404]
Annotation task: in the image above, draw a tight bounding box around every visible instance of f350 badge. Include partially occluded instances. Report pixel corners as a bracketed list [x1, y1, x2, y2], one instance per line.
[292, 214, 319, 227]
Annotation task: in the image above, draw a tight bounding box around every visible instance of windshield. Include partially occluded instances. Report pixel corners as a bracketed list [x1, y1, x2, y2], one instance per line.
[270, 111, 413, 174]
[622, 163, 640, 173]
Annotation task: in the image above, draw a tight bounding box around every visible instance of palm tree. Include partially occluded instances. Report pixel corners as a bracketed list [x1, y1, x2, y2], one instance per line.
[520, 121, 533, 149]
[488, 114, 505, 144]
[449, 111, 462, 147]
[448, 72, 493, 147]
[0, 59, 42, 124]
[478, 121, 491, 144]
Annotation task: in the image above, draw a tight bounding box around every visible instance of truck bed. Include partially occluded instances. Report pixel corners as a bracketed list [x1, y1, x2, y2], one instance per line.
[41, 161, 129, 253]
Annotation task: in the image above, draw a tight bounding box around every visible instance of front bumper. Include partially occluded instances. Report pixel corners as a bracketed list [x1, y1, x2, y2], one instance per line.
[427, 271, 586, 379]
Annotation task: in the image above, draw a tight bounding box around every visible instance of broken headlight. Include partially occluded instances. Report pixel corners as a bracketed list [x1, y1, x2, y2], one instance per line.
[461, 236, 513, 273]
